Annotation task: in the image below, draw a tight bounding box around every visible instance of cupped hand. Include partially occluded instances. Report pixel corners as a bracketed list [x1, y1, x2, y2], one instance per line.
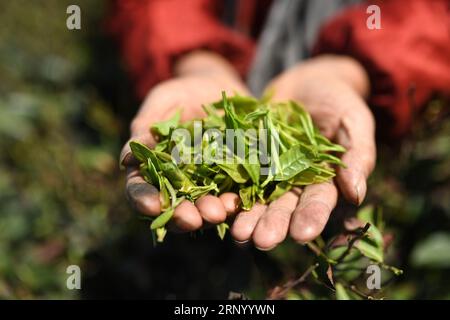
[120, 66, 249, 232]
[231, 55, 376, 250]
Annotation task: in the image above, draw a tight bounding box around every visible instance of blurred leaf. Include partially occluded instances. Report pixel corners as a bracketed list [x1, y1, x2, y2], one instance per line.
[355, 239, 383, 263]
[335, 283, 351, 300]
[327, 246, 366, 281]
[357, 205, 375, 225]
[410, 233, 450, 268]
[216, 222, 229, 240]
[357, 207, 384, 250]
[151, 110, 181, 136]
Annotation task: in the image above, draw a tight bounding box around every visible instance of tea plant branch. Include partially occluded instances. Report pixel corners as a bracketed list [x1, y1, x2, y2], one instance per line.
[335, 223, 371, 264]
[267, 263, 319, 300]
[130, 92, 346, 241]
[348, 284, 374, 300]
[307, 242, 335, 264]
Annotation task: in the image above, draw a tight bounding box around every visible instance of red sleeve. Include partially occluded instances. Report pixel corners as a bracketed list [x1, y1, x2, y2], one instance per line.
[314, 0, 450, 137]
[107, 0, 255, 99]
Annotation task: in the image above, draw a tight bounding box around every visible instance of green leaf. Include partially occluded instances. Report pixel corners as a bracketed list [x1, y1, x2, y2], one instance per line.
[129, 141, 152, 163]
[316, 135, 346, 153]
[410, 233, 450, 268]
[159, 162, 196, 193]
[145, 158, 160, 186]
[188, 183, 219, 200]
[357, 206, 384, 248]
[222, 92, 251, 131]
[151, 110, 181, 136]
[202, 104, 224, 129]
[317, 153, 345, 167]
[267, 182, 292, 202]
[327, 246, 366, 281]
[290, 169, 321, 185]
[266, 114, 283, 174]
[355, 238, 384, 263]
[290, 101, 316, 146]
[335, 283, 351, 300]
[239, 185, 255, 210]
[159, 179, 171, 210]
[274, 145, 311, 181]
[217, 222, 229, 240]
[150, 208, 175, 230]
[244, 108, 268, 122]
[260, 87, 274, 103]
[357, 205, 376, 225]
[154, 139, 169, 152]
[216, 93, 259, 115]
[218, 176, 233, 193]
[255, 186, 266, 203]
[217, 163, 249, 183]
[130, 92, 346, 243]
[155, 227, 168, 242]
[243, 163, 260, 185]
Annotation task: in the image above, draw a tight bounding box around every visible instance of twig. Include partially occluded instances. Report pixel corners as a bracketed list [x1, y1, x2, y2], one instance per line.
[348, 284, 373, 300]
[267, 263, 319, 300]
[336, 223, 371, 263]
[307, 242, 335, 264]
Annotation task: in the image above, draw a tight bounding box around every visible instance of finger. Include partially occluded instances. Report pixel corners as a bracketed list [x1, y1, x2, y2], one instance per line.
[343, 217, 366, 231]
[219, 192, 241, 216]
[170, 200, 203, 232]
[231, 203, 267, 243]
[252, 192, 299, 250]
[120, 133, 156, 168]
[195, 195, 227, 224]
[289, 182, 338, 243]
[126, 168, 161, 216]
[336, 105, 376, 205]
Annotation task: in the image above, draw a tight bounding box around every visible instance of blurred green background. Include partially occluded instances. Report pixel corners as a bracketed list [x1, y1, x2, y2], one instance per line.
[0, 1, 448, 299]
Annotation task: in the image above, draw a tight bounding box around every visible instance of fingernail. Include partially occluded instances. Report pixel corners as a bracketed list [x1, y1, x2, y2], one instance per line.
[119, 139, 132, 166]
[119, 151, 132, 169]
[292, 240, 308, 246]
[255, 244, 277, 251]
[355, 178, 367, 206]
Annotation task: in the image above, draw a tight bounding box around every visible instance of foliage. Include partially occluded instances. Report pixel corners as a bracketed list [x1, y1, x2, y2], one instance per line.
[261, 99, 450, 300]
[0, 0, 130, 299]
[130, 93, 344, 242]
[267, 206, 402, 300]
[0, 1, 448, 300]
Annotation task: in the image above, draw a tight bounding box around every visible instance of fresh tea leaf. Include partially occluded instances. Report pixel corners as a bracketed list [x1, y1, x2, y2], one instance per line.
[132, 92, 345, 242]
[151, 110, 181, 136]
[275, 145, 311, 181]
[355, 238, 384, 263]
[239, 185, 256, 210]
[217, 222, 229, 240]
[217, 163, 249, 183]
[129, 141, 153, 163]
[335, 283, 351, 300]
[150, 208, 175, 230]
[268, 182, 292, 202]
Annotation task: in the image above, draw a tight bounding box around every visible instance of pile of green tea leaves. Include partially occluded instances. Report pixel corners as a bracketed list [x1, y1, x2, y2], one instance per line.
[130, 93, 345, 242]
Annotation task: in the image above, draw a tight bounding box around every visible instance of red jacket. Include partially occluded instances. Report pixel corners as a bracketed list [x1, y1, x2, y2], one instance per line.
[108, 0, 450, 136]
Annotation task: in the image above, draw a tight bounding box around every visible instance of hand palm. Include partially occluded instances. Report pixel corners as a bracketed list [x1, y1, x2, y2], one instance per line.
[121, 76, 249, 231]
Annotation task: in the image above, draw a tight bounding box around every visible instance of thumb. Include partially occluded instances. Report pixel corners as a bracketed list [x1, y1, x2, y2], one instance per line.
[120, 133, 156, 168]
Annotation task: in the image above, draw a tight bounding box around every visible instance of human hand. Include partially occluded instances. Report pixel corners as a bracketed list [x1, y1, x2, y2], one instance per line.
[231, 55, 376, 250]
[120, 52, 249, 232]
